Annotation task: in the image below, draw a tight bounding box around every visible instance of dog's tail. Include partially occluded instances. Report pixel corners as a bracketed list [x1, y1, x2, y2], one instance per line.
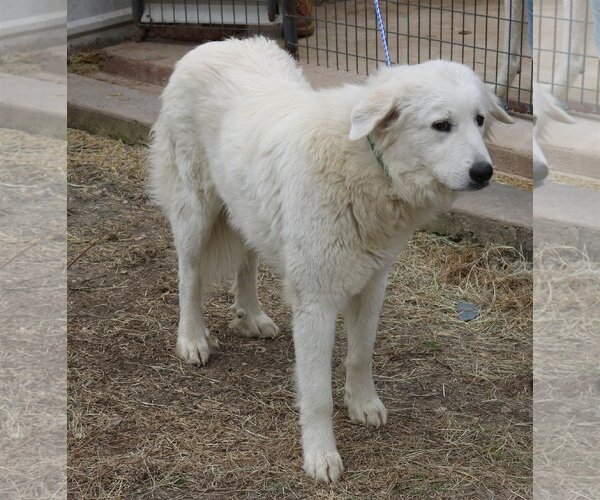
[148, 114, 177, 210]
[199, 208, 247, 291]
[149, 117, 246, 291]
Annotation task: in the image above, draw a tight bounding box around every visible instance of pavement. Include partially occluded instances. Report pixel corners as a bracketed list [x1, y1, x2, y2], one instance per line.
[539, 116, 600, 181]
[0, 73, 66, 139]
[535, 181, 600, 256]
[0, 45, 67, 139]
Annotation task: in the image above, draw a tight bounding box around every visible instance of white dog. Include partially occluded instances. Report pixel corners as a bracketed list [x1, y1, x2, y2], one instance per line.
[150, 37, 512, 482]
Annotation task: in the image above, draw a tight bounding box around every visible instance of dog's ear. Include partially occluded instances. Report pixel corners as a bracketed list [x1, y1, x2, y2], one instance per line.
[486, 89, 514, 124]
[349, 90, 398, 140]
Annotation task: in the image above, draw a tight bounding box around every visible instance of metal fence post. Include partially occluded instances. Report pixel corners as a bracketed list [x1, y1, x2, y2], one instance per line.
[282, 0, 298, 57]
[131, 0, 144, 24]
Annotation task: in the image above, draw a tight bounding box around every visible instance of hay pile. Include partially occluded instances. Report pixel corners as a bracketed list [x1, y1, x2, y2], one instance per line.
[67, 129, 532, 498]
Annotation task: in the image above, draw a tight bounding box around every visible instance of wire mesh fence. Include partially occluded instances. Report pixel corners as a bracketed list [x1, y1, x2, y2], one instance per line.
[535, 0, 600, 114]
[131, 0, 600, 115]
[294, 0, 533, 113]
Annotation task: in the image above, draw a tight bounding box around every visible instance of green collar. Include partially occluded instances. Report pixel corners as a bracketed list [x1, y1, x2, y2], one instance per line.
[366, 134, 391, 178]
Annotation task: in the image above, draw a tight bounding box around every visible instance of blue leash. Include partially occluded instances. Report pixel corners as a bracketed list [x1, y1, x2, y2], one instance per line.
[372, 0, 392, 67]
[367, 0, 392, 178]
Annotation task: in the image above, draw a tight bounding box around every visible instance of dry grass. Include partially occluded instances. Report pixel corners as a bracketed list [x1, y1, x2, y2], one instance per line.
[0, 51, 43, 76]
[533, 245, 600, 498]
[67, 51, 103, 76]
[0, 128, 67, 497]
[548, 170, 600, 192]
[67, 129, 532, 498]
[495, 172, 533, 191]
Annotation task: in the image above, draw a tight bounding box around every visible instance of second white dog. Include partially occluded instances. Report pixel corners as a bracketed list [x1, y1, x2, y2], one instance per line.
[150, 37, 512, 482]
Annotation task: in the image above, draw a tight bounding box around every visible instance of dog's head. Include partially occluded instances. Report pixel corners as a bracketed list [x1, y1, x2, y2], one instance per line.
[349, 60, 513, 191]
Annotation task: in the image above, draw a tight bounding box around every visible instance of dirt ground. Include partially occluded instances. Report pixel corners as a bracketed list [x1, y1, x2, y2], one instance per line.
[67, 129, 532, 498]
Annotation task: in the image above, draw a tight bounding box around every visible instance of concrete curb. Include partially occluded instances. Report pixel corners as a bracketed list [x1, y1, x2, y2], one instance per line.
[429, 182, 532, 258]
[67, 73, 535, 256]
[0, 72, 66, 139]
[539, 112, 600, 181]
[102, 43, 175, 87]
[68, 105, 150, 145]
[67, 73, 157, 144]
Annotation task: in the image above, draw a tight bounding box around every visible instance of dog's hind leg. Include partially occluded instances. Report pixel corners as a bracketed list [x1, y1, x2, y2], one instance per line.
[170, 193, 222, 365]
[343, 268, 389, 428]
[151, 116, 244, 364]
[230, 248, 280, 339]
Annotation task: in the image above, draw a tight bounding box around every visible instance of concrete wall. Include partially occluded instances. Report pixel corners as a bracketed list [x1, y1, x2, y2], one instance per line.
[67, 0, 133, 38]
[0, 0, 66, 51]
[1, 0, 65, 23]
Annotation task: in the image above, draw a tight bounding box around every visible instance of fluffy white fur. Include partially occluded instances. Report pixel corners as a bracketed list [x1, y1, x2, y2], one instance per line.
[150, 37, 512, 482]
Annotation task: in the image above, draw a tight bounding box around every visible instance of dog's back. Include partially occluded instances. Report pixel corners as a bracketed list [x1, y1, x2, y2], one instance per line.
[161, 37, 308, 129]
[150, 37, 308, 208]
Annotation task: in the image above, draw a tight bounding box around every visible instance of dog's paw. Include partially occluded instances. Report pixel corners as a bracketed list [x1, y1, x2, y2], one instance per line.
[345, 392, 388, 428]
[230, 308, 280, 339]
[303, 450, 344, 483]
[176, 329, 218, 365]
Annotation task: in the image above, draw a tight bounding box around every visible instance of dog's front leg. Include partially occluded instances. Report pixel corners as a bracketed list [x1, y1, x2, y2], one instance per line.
[343, 268, 389, 427]
[293, 302, 343, 482]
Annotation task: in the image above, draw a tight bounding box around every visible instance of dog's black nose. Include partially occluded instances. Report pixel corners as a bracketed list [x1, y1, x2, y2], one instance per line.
[469, 161, 493, 184]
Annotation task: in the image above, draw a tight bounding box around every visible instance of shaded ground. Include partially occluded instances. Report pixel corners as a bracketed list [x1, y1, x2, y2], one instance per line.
[67, 130, 532, 498]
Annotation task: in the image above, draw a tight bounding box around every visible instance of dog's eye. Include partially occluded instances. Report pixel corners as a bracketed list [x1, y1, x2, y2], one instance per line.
[432, 120, 452, 132]
[476, 114, 485, 126]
